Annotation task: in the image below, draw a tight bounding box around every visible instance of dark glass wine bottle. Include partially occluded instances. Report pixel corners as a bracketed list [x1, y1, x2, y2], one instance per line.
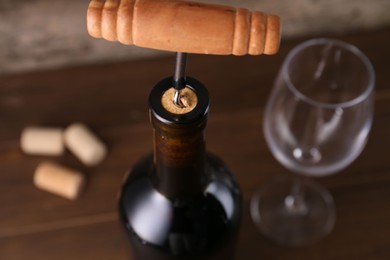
[118, 77, 242, 259]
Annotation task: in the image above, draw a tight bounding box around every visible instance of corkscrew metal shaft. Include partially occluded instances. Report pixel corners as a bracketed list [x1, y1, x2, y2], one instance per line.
[173, 52, 188, 108]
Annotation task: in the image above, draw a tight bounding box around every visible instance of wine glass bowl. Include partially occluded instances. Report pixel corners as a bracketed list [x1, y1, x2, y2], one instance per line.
[251, 38, 375, 246]
[264, 39, 375, 177]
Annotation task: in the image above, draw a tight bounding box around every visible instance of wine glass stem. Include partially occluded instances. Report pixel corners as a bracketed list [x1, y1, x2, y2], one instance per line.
[284, 177, 309, 215]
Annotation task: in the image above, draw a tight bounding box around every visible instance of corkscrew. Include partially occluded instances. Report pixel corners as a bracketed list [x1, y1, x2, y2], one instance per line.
[88, 0, 281, 107]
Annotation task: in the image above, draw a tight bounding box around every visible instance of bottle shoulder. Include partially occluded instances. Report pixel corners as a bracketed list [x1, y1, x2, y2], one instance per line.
[118, 154, 242, 256]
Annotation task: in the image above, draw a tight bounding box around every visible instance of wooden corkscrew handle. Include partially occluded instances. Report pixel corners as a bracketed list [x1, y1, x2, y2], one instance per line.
[87, 0, 281, 55]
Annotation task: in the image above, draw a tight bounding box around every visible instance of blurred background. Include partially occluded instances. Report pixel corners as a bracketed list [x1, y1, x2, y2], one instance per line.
[1, 0, 389, 76]
[1, 1, 390, 259]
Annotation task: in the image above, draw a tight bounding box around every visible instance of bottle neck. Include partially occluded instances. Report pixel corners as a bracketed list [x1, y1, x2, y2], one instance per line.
[149, 77, 210, 202]
[153, 124, 206, 201]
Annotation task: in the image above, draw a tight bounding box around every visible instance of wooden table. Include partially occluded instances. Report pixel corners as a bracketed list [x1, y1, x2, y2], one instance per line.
[1, 29, 389, 259]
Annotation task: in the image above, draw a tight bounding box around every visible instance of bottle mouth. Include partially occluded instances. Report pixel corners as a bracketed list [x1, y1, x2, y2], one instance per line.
[149, 77, 210, 128]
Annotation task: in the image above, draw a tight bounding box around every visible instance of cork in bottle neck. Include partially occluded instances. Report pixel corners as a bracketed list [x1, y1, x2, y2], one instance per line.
[149, 77, 209, 131]
[161, 87, 198, 115]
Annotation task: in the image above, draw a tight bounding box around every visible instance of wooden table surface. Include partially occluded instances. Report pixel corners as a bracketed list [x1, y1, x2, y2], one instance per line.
[1, 29, 389, 260]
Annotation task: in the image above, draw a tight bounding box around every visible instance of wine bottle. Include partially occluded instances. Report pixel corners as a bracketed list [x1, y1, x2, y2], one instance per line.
[118, 77, 242, 259]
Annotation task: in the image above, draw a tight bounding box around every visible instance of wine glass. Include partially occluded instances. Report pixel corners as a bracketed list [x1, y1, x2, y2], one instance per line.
[250, 38, 375, 246]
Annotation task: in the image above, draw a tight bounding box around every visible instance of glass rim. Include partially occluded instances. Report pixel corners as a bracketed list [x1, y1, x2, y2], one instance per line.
[281, 38, 376, 109]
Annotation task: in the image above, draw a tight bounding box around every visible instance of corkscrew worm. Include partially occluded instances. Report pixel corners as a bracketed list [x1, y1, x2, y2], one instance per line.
[173, 52, 188, 108]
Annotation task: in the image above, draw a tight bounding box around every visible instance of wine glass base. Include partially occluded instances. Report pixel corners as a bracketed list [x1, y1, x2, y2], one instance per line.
[250, 175, 336, 247]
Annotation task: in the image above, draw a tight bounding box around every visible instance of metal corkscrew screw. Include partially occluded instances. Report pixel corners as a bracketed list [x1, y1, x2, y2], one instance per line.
[173, 52, 188, 108]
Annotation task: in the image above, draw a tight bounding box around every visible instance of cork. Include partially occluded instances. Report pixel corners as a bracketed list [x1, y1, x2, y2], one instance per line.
[21, 127, 64, 156]
[161, 87, 198, 114]
[64, 123, 107, 167]
[34, 161, 86, 200]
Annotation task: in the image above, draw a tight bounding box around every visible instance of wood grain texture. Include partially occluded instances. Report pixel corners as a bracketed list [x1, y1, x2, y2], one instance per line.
[87, 0, 281, 55]
[0, 29, 389, 259]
